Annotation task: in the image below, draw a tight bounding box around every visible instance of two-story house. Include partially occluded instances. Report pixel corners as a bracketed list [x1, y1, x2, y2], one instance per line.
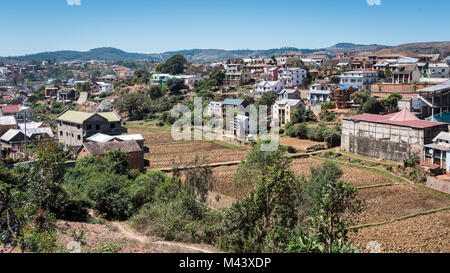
[56, 110, 127, 147]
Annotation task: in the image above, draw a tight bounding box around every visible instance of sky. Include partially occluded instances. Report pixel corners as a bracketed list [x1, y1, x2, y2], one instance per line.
[0, 0, 449, 56]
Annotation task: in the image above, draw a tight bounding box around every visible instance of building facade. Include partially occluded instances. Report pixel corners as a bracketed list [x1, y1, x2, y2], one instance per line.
[56, 110, 127, 147]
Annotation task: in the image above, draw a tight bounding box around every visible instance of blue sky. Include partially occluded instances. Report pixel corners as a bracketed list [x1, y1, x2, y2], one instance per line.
[1, 0, 449, 56]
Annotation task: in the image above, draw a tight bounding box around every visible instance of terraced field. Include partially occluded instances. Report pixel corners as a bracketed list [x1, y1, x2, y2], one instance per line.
[125, 121, 248, 170]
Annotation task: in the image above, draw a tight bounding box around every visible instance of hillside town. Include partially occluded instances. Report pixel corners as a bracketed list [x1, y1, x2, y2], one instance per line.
[1, 1, 450, 258]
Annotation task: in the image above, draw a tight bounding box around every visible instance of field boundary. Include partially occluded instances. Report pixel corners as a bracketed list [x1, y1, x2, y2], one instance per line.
[349, 206, 450, 231]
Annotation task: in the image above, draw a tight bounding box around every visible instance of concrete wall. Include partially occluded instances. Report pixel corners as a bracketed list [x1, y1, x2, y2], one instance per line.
[341, 119, 443, 162]
[426, 176, 450, 194]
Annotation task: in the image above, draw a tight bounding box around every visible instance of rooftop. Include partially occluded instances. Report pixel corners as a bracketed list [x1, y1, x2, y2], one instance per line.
[344, 109, 446, 129]
[81, 140, 142, 156]
[57, 110, 121, 124]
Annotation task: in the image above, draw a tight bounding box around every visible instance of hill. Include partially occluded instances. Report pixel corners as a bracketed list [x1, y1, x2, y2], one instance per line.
[2, 42, 448, 64]
[375, 41, 450, 56]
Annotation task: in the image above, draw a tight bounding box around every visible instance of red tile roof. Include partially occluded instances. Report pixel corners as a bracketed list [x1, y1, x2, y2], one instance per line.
[1, 105, 20, 114]
[344, 110, 446, 129]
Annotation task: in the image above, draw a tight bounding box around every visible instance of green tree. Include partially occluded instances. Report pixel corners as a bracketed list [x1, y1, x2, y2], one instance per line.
[156, 54, 187, 75]
[147, 85, 166, 100]
[220, 149, 297, 252]
[166, 78, 186, 94]
[302, 161, 363, 253]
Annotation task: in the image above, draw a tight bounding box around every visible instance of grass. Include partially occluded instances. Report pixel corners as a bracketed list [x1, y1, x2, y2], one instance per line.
[212, 140, 248, 151]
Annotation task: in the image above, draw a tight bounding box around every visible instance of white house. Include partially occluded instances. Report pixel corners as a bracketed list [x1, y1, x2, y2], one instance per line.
[278, 68, 307, 87]
[272, 99, 304, 126]
[254, 80, 284, 97]
[300, 58, 322, 68]
[97, 82, 114, 93]
[0, 67, 7, 75]
[339, 70, 378, 91]
[428, 63, 450, 79]
[308, 83, 336, 105]
[207, 101, 223, 117]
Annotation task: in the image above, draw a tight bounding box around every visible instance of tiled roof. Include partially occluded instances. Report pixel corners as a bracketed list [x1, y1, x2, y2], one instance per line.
[344, 110, 446, 129]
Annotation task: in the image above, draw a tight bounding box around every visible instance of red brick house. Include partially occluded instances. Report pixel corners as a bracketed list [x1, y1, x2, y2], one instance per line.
[77, 140, 144, 172]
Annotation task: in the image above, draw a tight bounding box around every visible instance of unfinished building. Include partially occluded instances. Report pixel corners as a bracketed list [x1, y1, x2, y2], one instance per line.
[341, 109, 448, 162]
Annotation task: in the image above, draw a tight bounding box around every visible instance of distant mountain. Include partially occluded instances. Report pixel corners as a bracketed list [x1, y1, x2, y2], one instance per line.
[5, 47, 155, 63]
[325, 43, 390, 53]
[2, 42, 448, 64]
[375, 41, 450, 56]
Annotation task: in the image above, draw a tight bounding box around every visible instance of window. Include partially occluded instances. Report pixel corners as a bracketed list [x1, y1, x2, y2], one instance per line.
[87, 125, 92, 130]
[96, 125, 100, 130]
[77, 125, 80, 129]
[110, 123, 115, 129]
[60, 131, 63, 136]
[77, 135, 81, 140]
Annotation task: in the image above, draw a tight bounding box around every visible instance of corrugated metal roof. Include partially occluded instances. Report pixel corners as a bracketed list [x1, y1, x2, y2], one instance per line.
[0, 116, 17, 126]
[223, 99, 245, 106]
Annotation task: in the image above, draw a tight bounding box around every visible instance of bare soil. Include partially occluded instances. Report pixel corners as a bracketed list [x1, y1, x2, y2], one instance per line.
[350, 210, 450, 253]
[356, 184, 450, 225]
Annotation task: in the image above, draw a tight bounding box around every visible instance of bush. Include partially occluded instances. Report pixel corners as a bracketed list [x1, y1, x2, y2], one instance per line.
[286, 146, 297, 154]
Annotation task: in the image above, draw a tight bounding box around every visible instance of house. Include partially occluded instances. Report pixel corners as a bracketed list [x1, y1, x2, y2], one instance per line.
[0, 105, 33, 121]
[77, 140, 144, 172]
[1, 128, 54, 159]
[97, 82, 114, 93]
[0, 67, 7, 75]
[277, 52, 303, 66]
[428, 63, 450, 79]
[118, 69, 135, 79]
[254, 81, 284, 97]
[277, 89, 300, 101]
[272, 99, 305, 126]
[423, 132, 450, 172]
[278, 68, 307, 87]
[57, 89, 76, 102]
[341, 109, 448, 162]
[308, 84, 336, 105]
[45, 87, 58, 98]
[151, 74, 171, 85]
[418, 80, 450, 120]
[0, 116, 17, 136]
[331, 85, 359, 109]
[391, 64, 421, 84]
[339, 70, 378, 91]
[96, 75, 117, 82]
[86, 133, 145, 149]
[224, 64, 251, 88]
[207, 101, 223, 117]
[56, 110, 127, 147]
[300, 58, 322, 68]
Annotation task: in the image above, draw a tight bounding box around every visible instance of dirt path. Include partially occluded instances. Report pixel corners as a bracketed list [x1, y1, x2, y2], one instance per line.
[110, 221, 220, 253]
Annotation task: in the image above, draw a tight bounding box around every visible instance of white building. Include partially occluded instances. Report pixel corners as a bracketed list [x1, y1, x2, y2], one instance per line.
[339, 70, 378, 91]
[173, 75, 203, 86]
[0, 67, 7, 75]
[278, 68, 307, 87]
[428, 63, 450, 79]
[276, 52, 304, 66]
[97, 82, 114, 93]
[272, 99, 304, 126]
[308, 84, 336, 105]
[300, 58, 322, 69]
[254, 81, 284, 97]
[207, 101, 223, 117]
